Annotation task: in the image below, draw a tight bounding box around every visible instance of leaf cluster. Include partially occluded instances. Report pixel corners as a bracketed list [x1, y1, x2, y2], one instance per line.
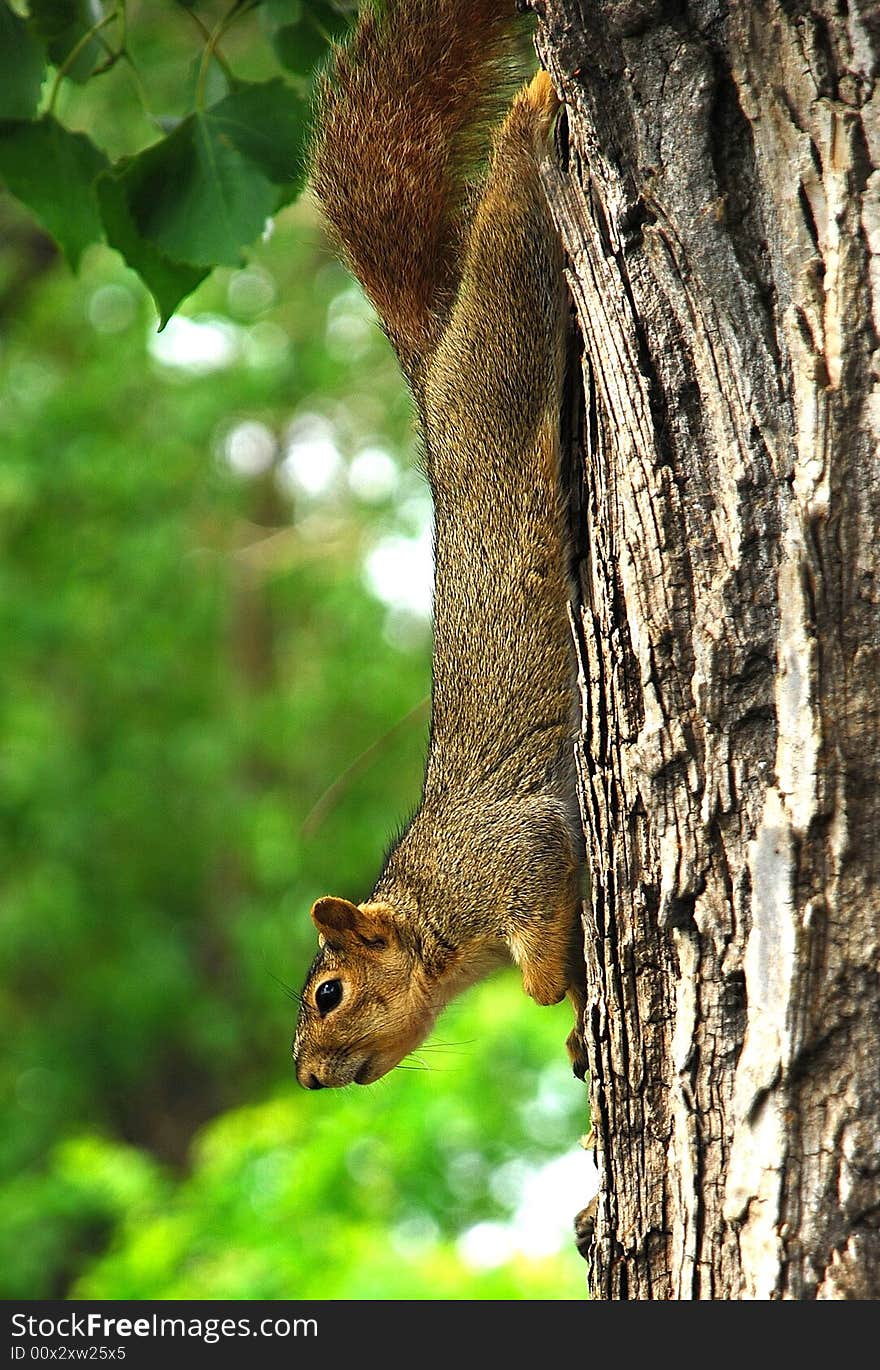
[0, 1, 353, 320]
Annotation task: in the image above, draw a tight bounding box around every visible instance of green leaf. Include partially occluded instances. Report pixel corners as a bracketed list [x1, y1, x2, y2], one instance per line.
[101, 80, 309, 279]
[96, 163, 208, 326]
[128, 117, 278, 270]
[204, 78, 309, 208]
[263, 0, 305, 28]
[0, 115, 106, 267]
[266, 1, 352, 77]
[28, 0, 109, 82]
[306, 2, 354, 46]
[264, 0, 304, 19]
[182, 51, 230, 112]
[0, 4, 47, 118]
[268, 22, 324, 77]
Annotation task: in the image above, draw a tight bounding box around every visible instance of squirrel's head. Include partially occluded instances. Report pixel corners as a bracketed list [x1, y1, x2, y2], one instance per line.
[292, 895, 436, 1089]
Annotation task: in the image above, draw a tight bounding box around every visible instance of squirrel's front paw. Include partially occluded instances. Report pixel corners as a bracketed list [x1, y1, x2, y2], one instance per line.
[566, 1024, 588, 1080]
[511, 930, 570, 1006]
[521, 964, 568, 1006]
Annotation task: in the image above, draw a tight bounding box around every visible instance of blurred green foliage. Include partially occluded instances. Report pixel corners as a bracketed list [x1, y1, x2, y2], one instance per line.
[0, 0, 590, 1302]
[11, 988, 585, 1299]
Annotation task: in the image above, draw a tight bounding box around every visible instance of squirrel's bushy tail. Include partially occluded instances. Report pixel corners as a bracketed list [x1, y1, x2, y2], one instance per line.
[310, 0, 528, 379]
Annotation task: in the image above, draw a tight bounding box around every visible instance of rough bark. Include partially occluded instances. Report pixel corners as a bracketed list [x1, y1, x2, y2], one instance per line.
[536, 0, 880, 1299]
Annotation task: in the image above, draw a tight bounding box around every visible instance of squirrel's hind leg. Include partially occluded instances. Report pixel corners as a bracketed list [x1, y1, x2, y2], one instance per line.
[522, 68, 561, 138]
[423, 64, 565, 460]
[566, 976, 589, 1081]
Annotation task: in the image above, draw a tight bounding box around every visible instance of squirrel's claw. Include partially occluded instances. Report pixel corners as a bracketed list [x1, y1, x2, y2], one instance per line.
[566, 1025, 588, 1080]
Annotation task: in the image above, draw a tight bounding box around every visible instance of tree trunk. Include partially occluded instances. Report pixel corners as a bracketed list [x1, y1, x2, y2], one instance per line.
[537, 0, 880, 1299]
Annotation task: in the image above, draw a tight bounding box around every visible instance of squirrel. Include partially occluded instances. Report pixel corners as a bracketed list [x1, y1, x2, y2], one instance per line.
[293, 0, 587, 1089]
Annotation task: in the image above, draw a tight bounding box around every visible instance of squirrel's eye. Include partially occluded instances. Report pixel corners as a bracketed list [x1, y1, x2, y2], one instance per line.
[315, 979, 343, 1016]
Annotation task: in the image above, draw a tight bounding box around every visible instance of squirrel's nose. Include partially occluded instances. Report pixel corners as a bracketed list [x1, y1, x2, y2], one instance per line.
[306, 1073, 325, 1090]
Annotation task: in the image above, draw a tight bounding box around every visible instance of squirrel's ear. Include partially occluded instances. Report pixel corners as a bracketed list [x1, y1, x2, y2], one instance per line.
[310, 896, 399, 948]
[310, 896, 361, 937]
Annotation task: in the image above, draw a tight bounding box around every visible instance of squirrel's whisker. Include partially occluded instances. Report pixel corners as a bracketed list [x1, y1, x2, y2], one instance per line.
[266, 969, 303, 1006]
[400, 1055, 455, 1073]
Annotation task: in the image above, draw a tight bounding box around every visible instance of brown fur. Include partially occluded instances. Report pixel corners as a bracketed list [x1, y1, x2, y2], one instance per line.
[311, 0, 526, 380]
[295, 6, 587, 1090]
